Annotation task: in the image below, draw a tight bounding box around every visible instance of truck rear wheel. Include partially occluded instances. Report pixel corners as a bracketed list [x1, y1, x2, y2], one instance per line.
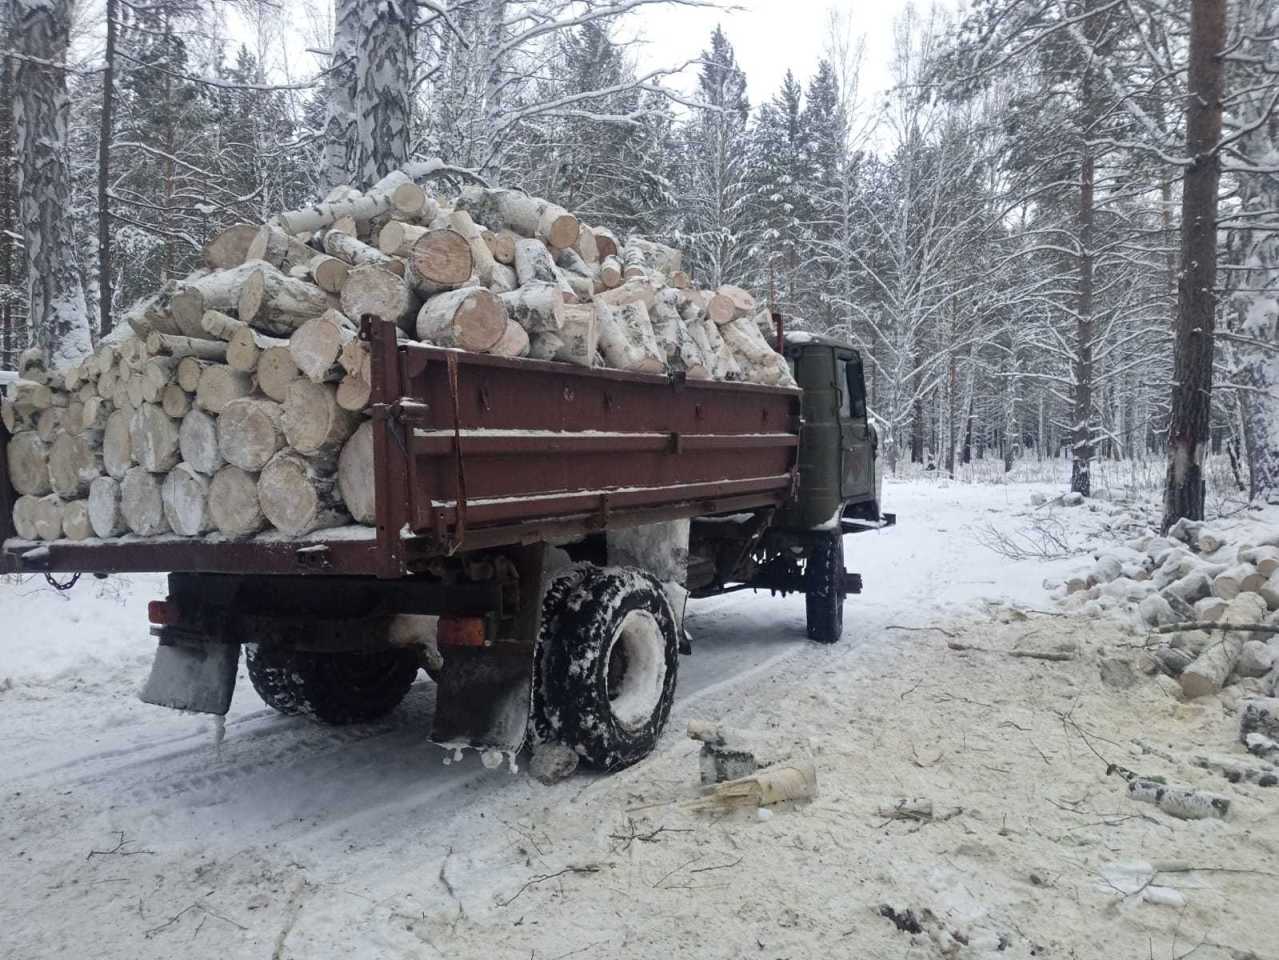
[805, 532, 846, 644]
[532, 566, 679, 771]
[244, 644, 419, 724]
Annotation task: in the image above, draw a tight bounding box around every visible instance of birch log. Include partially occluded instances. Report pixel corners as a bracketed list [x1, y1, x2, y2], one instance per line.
[120, 466, 169, 536]
[447, 209, 496, 285]
[129, 403, 181, 473]
[61, 499, 92, 541]
[7, 432, 51, 495]
[88, 476, 127, 538]
[290, 311, 356, 382]
[258, 450, 349, 535]
[238, 265, 333, 336]
[218, 397, 285, 471]
[178, 407, 224, 475]
[282, 380, 358, 457]
[555, 304, 601, 368]
[195, 365, 254, 414]
[513, 238, 557, 285]
[323, 229, 401, 274]
[162, 463, 213, 536]
[256, 347, 301, 403]
[340, 264, 419, 331]
[377, 220, 427, 257]
[48, 431, 101, 497]
[146, 333, 228, 361]
[12, 494, 40, 539]
[406, 229, 473, 296]
[499, 283, 564, 335]
[103, 410, 132, 478]
[32, 494, 64, 540]
[337, 421, 375, 524]
[208, 465, 267, 537]
[171, 261, 266, 336]
[1180, 594, 1268, 699]
[247, 223, 316, 271]
[309, 254, 349, 294]
[203, 223, 258, 270]
[416, 287, 507, 351]
[488, 319, 530, 357]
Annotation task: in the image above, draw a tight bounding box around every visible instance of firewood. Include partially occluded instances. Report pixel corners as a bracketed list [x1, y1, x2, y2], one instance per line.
[171, 261, 265, 336]
[406, 229, 473, 296]
[1212, 563, 1265, 600]
[18, 346, 48, 385]
[417, 286, 507, 351]
[123, 282, 183, 338]
[86, 475, 125, 539]
[620, 244, 648, 279]
[103, 410, 133, 479]
[447, 209, 497, 286]
[705, 292, 737, 325]
[175, 357, 207, 393]
[308, 254, 349, 294]
[160, 383, 192, 419]
[339, 338, 370, 379]
[141, 357, 178, 403]
[1127, 779, 1229, 820]
[207, 465, 267, 537]
[161, 463, 213, 537]
[717, 285, 756, 319]
[488, 262, 518, 293]
[652, 291, 709, 378]
[484, 229, 517, 265]
[120, 466, 169, 536]
[1240, 698, 1279, 743]
[323, 228, 402, 274]
[128, 403, 181, 473]
[1239, 545, 1279, 577]
[57, 498, 90, 541]
[35, 406, 65, 442]
[595, 277, 659, 309]
[274, 192, 396, 235]
[513, 238, 558, 286]
[256, 346, 301, 403]
[616, 302, 665, 373]
[48, 431, 102, 498]
[145, 332, 228, 362]
[178, 408, 224, 475]
[337, 421, 375, 524]
[336, 373, 371, 412]
[6, 432, 52, 496]
[456, 187, 579, 249]
[32, 494, 65, 540]
[218, 397, 285, 471]
[555, 304, 601, 368]
[1180, 593, 1267, 699]
[377, 220, 427, 258]
[258, 450, 349, 535]
[597, 301, 661, 373]
[195, 364, 254, 414]
[225, 324, 287, 373]
[555, 266, 592, 303]
[290, 311, 356, 383]
[500, 282, 565, 335]
[340, 264, 419, 331]
[488, 319, 530, 357]
[11, 494, 39, 540]
[247, 223, 316, 272]
[238, 264, 333, 335]
[2, 397, 38, 433]
[202, 223, 258, 269]
[528, 332, 566, 361]
[575, 224, 599, 264]
[79, 395, 111, 434]
[282, 380, 358, 457]
[555, 245, 592, 279]
[593, 226, 620, 259]
[10, 379, 55, 411]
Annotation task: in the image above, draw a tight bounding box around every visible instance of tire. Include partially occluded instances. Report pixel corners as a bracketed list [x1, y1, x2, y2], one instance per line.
[805, 532, 846, 644]
[244, 644, 419, 724]
[532, 565, 679, 771]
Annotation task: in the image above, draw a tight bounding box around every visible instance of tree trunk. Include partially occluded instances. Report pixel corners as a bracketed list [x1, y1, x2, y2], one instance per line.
[1163, 0, 1227, 531]
[97, 0, 116, 337]
[352, 0, 412, 185]
[1072, 149, 1095, 496]
[14, 0, 92, 367]
[321, 0, 359, 192]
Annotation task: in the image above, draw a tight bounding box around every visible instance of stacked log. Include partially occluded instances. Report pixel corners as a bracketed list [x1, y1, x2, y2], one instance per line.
[5, 163, 797, 545]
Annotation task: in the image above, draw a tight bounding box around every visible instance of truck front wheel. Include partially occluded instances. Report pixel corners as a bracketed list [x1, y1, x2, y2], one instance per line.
[532, 566, 679, 771]
[244, 644, 419, 724]
[805, 532, 846, 644]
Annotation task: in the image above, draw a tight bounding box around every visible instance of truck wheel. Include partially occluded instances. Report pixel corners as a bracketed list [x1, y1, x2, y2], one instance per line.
[805, 533, 846, 644]
[532, 566, 679, 771]
[244, 644, 419, 724]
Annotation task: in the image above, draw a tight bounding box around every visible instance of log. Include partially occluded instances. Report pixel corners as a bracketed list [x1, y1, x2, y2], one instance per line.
[227, 326, 289, 373]
[258, 450, 349, 535]
[199, 309, 244, 342]
[79, 395, 111, 434]
[406, 228, 473, 296]
[616, 302, 665, 373]
[203, 223, 258, 269]
[377, 220, 428, 257]
[129, 403, 181, 473]
[282, 380, 358, 457]
[61, 499, 92, 541]
[103, 409, 133, 479]
[555, 266, 592, 303]
[207, 465, 267, 537]
[161, 463, 213, 537]
[652, 292, 709, 378]
[721, 317, 794, 386]
[6, 432, 51, 495]
[691, 313, 740, 381]
[237, 264, 333, 336]
[337, 421, 375, 524]
[218, 397, 285, 471]
[175, 357, 207, 393]
[290, 311, 356, 382]
[178, 407, 224, 475]
[448, 209, 497, 286]
[48, 431, 102, 497]
[195, 364, 254, 414]
[123, 283, 183, 338]
[1240, 698, 1279, 743]
[247, 223, 316, 271]
[2, 397, 37, 433]
[336, 373, 371, 412]
[595, 277, 658, 309]
[528, 332, 566, 361]
[575, 224, 599, 264]
[488, 261, 518, 294]
[256, 346, 301, 402]
[1127, 779, 1229, 820]
[339, 338, 370, 379]
[10, 379, 54, 411]
[142, 357, 178, 403]
[274, 192, 395, 235]
[620, 244, 648, 279]
[309, 254, 349, 294]
[120, 466, 169, 536]
[554, 304, 601, 368]
[87, 476, 126, 538]
[1239, 545, 1279, 577]
[340, 264, 419, 331]
[555, 245, 592, 279]
[705, 292, 737, 325]
[596, 301, 658, 372]
[1180, 593, 1267, 699]
[593, 226, 620, 259]
[35, 407, 65, 442]
[323, 228, 401, 274]
[416, 286, 507, 351]
[456, 187, 579, 248]
[146, 332, 228, 362]
[499, 282, 565, 335]
[716, 284, 756, 319]
[514, 238, 558, 285]
[12, 494, 39, 539]
[1213, 563, 1266, 600]
[484, 229, 516, 265]
[488, 319, 530, 357]
[32, 494, 64, 540]
[161, 383, 192, 419]
[18, 346, 48, 385]
[171, 261, 264, 336]
[126, 373, 146, 409]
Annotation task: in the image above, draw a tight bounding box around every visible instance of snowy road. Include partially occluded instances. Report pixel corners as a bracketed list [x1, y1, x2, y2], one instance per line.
[0, 478, 1083, 958]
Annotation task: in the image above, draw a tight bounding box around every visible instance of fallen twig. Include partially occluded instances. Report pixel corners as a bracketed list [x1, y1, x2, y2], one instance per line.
[1153, 622, 1279, 636]
[886, 624, 957, 639]
[495, 865, 600, 907]
[87, 831, 152, 861]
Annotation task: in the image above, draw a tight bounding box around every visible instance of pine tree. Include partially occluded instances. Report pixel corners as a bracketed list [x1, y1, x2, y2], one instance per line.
[749, 71, 807, 314]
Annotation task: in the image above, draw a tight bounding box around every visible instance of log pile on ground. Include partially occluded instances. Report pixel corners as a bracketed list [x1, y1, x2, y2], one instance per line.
[3, 163, 796, 544]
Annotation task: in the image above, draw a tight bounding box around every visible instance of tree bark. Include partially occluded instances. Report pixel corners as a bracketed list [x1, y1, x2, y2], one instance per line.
[97, 0, 116, 338]
[1163, 0, 1227, 531]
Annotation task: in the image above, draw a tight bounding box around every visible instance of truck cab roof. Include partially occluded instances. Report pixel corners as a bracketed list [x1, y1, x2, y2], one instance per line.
[782, 330, 859, 358]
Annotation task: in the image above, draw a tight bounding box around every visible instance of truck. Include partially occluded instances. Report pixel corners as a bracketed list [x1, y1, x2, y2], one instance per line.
[0, 318, 891, 770]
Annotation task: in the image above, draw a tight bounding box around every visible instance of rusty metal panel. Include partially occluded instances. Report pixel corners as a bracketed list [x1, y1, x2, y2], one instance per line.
[1, 537, 384, 576]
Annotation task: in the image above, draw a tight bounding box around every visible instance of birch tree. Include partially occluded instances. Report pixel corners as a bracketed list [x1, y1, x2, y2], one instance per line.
[12, 0, 92, 368]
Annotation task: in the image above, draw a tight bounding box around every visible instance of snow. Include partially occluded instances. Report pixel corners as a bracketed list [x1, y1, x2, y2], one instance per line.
[1, 476, 1275, 958]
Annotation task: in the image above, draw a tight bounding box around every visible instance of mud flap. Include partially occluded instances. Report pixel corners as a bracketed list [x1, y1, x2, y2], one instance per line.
[138, 639, 240, 716]
[429, 646, 533, 752]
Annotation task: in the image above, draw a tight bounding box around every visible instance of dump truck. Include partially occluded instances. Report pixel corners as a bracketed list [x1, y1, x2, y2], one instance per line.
[0, 319, 892, 770]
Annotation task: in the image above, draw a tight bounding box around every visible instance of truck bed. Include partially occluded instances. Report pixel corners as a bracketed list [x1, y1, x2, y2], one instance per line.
[1, 320, 800, 578]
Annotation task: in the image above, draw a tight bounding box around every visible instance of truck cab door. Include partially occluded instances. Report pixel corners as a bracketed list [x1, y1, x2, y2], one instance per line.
[837, 353, 874, 503]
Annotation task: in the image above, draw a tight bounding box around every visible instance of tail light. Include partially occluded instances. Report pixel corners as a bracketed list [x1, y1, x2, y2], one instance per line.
[148, 599, 180, 626]
[436, 616, 487, 648]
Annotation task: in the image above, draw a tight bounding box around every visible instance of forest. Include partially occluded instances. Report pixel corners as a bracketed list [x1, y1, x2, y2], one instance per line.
[3, 0, 1277, 511]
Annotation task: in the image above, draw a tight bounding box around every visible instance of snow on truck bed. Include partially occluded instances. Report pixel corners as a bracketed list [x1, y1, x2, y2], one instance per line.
[1, 477, 1275, 960]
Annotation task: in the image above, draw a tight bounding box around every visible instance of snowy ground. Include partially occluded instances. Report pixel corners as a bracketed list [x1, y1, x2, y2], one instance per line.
[2, 475, 1275, 959]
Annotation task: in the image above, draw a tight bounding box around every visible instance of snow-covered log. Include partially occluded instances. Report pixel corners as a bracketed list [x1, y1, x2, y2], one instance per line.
[258, 450, 348, 535]
[290, 312, 357, 383]
[238, 265, 334, 335]
[500, 283, 564, 335]
[207, 465, 266, 537]
[406, 229, 473, 297]
[282, 380, 358, 457]
[178, 408, 224, 476]
[340, 264, 419, 331]
[416, 287, 507, 351]
[218, 397, 285, 471]
[162, 464, 213, 537]
[120, 466, 169, 536]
